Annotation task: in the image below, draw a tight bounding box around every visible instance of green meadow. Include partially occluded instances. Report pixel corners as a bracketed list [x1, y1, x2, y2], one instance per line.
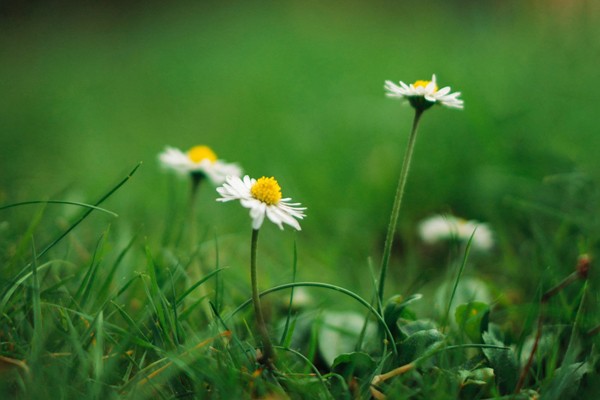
[1, 1, 599, 398]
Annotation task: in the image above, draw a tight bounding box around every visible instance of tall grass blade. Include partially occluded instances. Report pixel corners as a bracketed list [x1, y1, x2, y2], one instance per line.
[441, 228, 475, 332]
[0, 200, 118, 217]
[30, 239, 43, 359]
[279, 240, 298, 345]
[75, 228, 110, 310]
[94, 234, 137, 309]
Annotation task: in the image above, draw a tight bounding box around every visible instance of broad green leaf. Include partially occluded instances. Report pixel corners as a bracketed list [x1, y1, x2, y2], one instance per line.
[331, 351, 376, 381]
[396, 329, 445, 366]
[383, 294, 422, 340]
[542, 361, 591, 400]
[458, 367, 494, 399]
[455, 301, 489, 342]
[482, 331, 518, 394]
[435, 277, 491, 320]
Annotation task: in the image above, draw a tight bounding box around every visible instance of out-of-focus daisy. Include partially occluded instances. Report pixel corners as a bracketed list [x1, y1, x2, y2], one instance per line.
[217, 175, 306, 231]
[159, 145, 242, 185]
[418, 214, 493, 251]
[385, 74, 463, 111]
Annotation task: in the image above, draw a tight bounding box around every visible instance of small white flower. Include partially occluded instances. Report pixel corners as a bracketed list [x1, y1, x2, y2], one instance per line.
[418, 214, 493, 251]
[384, 74, 463, 110]
[217, 175, 306, 231]
[159, 145, 242, 185]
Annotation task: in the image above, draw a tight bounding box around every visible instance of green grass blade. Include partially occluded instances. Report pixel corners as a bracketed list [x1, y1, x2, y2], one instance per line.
[94, 234, 137, 308]
[35, 162, 141, 263]
[0, 261, 53, 314]
[441, 228, 476, 332]
[276, 345, 334, 400]
[75, 228, 110, 310]
[30, 239, 43, 359]
[279, 240, 298, 345]
[92, 310, 105, 397]
[213, 234, 223, 314]
[0, 200, 118, 217]
[10, 202, 47, 257]
[175, 267, 227, 306]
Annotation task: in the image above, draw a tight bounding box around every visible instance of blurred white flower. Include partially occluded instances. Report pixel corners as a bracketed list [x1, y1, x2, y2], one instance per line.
[217, 175, 306, 231]
[159, 145, 242, 184]
[385, 74, 463, 110]
[285, 287, 313, 310]
[418, 214, 493, 251]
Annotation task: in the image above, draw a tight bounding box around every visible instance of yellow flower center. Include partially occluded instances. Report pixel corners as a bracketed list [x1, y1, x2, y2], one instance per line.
[251, 177, 282, 205]
[187, 146, 217, 163]
[413, 79, 438, 92]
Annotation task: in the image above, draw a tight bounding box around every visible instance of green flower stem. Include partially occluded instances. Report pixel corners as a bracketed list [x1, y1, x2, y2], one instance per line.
[250, 228, 276, 368]
[378, 108, 424, 306]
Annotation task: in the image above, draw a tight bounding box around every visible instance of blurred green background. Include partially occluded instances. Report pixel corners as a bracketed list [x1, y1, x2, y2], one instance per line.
[1, 0, 599, 301]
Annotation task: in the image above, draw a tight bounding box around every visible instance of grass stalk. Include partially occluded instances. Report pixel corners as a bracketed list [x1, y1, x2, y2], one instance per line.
[441, 229, 475, 332]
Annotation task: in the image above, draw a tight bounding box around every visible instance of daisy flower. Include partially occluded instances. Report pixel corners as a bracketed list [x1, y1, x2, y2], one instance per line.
[159, 145, 242, 185]
[418, 214, 493, 251]
[384, 74, 463, 111]
[217, 175, 306, 231]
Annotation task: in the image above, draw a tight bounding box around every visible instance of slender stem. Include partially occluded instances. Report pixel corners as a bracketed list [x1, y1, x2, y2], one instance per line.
[378, 109, 424, 305]
[250, 228, 276, 368]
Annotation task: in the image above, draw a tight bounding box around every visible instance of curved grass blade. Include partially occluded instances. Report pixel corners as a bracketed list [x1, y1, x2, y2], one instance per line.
[275, 345, 334, 400]
[0, 200, 118, 217]
[226, 281, 397, 355]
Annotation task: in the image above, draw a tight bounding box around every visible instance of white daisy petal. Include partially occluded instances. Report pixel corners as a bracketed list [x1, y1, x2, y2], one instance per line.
[216, 175, 306, 231]
[436, 86, 451, 96]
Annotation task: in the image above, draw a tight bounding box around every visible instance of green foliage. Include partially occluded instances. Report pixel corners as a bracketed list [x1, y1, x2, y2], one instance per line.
[455, 301, 489, 343]
[482, 330, 519, 395]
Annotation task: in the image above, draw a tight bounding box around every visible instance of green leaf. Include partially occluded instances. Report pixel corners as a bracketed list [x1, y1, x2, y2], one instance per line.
[398, 319, 438, 338]
[435, 277, 492, 321]
[331, 352, 377, 381]
[458, 367, 495, 399]
[454, 301, 489, 342]
[396, 329, 445, 366]
[542, 361, 591, 400]
[383, 294, 422, 339]
[326, 373, 351, 400]
[482, 331, 518, 394]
